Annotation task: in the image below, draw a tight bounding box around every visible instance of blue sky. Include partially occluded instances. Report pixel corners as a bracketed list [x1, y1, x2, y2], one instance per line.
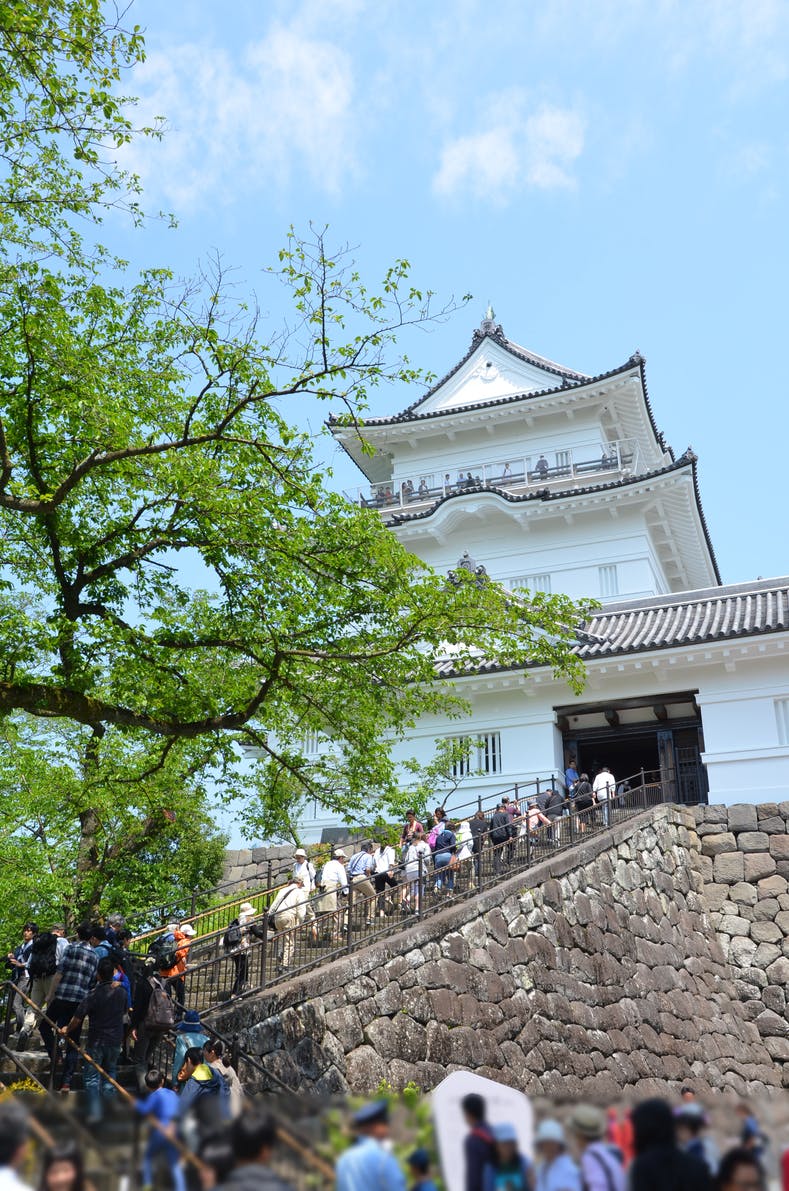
[121, 0, 789, 584]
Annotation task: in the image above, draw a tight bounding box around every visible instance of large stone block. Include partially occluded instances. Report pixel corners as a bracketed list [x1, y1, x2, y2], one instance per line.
[743, 853, 777, 882]
[758, 816, 787, 834]
[752, 942, 782, 968]
[755, 1009, 789, 1038]
[729, 882, 758, 907]
[701, 832, 737, 856]
[704, 884, 731, 912]
[737, 832, 770, 853]
[728, 805, 758, 833]
[719, 915, 751, 938]
[727, 936, 757, 968]
[714, 852, 745, 884]
[758, 874, 789, 898]
[770, 835, 789, 860]
[766, 956, 789, 984]
[750, 920, 782, 945]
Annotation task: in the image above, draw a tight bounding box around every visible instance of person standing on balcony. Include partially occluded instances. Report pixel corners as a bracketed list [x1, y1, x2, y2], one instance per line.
[534, 455, 550, 479]
[593, 767, 616, 827]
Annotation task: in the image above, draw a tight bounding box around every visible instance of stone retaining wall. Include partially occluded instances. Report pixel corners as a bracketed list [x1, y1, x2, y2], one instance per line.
[695, 801, 789, 1072]
[214, 804, 784, 1101]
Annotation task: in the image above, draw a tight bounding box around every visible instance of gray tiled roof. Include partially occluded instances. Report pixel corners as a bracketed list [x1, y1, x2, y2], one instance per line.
[433, 576, 789, 678]
[580, 576, 789, 658]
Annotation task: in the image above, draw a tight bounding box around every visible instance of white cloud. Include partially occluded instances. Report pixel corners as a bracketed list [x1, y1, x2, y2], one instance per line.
[125, 23, 356, 210]
[432, 98, 585, 202]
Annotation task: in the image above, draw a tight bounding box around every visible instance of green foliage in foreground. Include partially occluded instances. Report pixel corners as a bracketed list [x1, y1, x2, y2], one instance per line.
[0, 1, 593, 940]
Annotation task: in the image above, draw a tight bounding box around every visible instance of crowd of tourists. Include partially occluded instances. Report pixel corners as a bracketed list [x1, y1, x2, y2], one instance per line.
[335, 1090, 778, 1191]
[4, 915, 207, 1109]
[0, 1084, 783, 1191]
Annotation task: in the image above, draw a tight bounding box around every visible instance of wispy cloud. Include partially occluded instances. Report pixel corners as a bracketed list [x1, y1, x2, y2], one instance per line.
[432, 96, 585, 202]
[125, 23, 356, 209]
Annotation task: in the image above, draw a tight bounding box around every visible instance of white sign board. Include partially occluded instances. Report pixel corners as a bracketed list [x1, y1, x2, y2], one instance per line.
[431, 1071, 533, 1191]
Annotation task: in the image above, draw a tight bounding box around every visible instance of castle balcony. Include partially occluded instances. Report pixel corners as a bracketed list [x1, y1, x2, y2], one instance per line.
[346, 437, 640, 518]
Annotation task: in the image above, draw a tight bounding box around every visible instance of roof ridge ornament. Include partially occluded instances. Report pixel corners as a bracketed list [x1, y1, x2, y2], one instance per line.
[472, 303, 506, 345]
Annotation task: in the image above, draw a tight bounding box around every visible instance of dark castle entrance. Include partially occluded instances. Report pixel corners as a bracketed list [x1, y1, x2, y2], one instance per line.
[557, 691, 708, 805]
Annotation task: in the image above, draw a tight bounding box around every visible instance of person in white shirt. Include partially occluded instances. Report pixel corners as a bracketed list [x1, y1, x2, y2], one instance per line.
[319, 850, 349, 935]
[372, 842, 397, 918]
[268, 875, 308, 971]
[291, 849, 315, 893]
[292, 848, 319, 943]
[534, 1119, 582, 1191]
[402, 830, 431, 912]
[0, 1100, 32, 1191]
[592, 766, 616, 827]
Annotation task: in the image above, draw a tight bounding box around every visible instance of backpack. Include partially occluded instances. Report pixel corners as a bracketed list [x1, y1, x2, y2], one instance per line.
[147, 931, 177, 971]
[223, 919, 242, 952]
[28, 932, 58, 979]
[143, 976, 175, 1031]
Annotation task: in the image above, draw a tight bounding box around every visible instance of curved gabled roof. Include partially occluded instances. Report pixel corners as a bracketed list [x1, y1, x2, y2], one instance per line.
[328, 340, 671, 465]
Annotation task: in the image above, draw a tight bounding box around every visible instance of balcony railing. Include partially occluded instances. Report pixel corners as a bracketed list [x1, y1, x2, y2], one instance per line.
[348, 439, 639, 515]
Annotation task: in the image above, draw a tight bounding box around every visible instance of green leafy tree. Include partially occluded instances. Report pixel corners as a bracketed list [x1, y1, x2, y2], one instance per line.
[0, 0, 158, 259]
[0, 2, 592, 915]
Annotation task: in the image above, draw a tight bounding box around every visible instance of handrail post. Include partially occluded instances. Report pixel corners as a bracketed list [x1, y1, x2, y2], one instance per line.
[417, 854, 423, 919]
[346, 880, 354, 953]
[260, 913, 268, 991]
[526, 820, 531, 868]
[536, 776, 541, 798]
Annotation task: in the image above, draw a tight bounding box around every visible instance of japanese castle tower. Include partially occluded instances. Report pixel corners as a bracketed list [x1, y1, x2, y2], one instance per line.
[300, 312, 789, 841]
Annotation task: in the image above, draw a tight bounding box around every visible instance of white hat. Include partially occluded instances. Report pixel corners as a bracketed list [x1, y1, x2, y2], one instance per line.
[535, 1119, 565, 1146]
[334, 849, 347, 859]
[180, 924, 196, 937]
[239, 902, 255, 914]
[294, 848, 307, 858]
[166, 923, 178, 933]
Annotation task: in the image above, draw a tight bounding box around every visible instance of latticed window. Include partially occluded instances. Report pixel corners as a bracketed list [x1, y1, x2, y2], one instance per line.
[302, 729, 322, 755]
[448, 732, 502, 777]
[506, 574, 551, 594]
[599, 564, 619, 597]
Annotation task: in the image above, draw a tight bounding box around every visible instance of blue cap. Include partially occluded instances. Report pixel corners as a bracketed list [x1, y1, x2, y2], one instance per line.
[175, 1010, 203, 1032]
[493, 1122, 518, 1143]
[352, 1100, 389, 1127]
[407, 1148, 430, 1172]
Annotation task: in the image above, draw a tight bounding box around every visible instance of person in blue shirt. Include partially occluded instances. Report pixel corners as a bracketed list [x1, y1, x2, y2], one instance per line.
[406, 1148, 439, 1191]
[336, 1101, 406, 1191]
[564, 758, 579, 797]
[136, 1068, 185, 1191]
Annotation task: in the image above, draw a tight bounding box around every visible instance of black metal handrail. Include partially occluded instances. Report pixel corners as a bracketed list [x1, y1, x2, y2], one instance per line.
[129, 769, 563, 950]
[172, 770, 667, 1020]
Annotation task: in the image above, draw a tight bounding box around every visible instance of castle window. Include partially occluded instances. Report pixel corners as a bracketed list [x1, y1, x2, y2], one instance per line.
[599, 564, 619, 597]
[302, 729, 322, 755]
[776, 699, 789, 746]
[449, 732, 502, 777]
